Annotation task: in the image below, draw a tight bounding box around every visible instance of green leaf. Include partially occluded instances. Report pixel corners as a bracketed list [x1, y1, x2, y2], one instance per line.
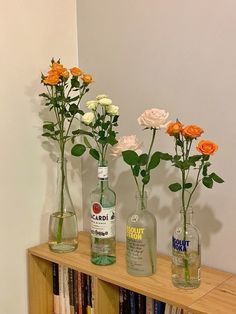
[112, 115, 119, 123]
[72, 129, 93, 137]
[89, 148, 100, 161]
[142, 174, 150, 185]
[71, 78, 80, 88]
[122, 150, 139, 166]
[176, 139, 183, 147]
[203, 177, 213, 188]
[43, 123, 54, 132]
[203, 155, 210, 161]
[140, 170, 146, 177]
[107, 136, 118, 146]
[39, 92, 50, 99]
[189, 155, 202, 162]
[210, 173, 224, 183]
[184, 182, 192, 189]
[69, 104, 78, 115]
[83, 136, 92, 148]
[132, 165, 140, 177]
[169, 183, 182, 192]
[70, 95, 81, 102]
[71, 144, 86, 157]
[173, 155, 181, 162]
[148, 152, 161, 170]
[159, 152, 172, 161]
[98, 130, 105, 137]
[138, 154, 149, 166]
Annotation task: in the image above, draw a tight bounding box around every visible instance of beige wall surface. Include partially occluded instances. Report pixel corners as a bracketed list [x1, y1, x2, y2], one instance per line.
[77, 1, 236, 273]
[0, 1, 81, 313]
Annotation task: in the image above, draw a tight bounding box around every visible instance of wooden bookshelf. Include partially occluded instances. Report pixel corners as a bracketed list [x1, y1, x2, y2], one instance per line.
[28, 231, 236, 314]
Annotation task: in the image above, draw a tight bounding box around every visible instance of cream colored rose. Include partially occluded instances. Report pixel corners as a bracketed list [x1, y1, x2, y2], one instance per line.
[106, 105, 119, 116]
[86, 100, 98, 110]
[138, 108, 169, 129]
[81, 112, 95, 125]
[111, 135, 142, 157]
[96, 94, 109, 100]
[98, 97, 112, 106]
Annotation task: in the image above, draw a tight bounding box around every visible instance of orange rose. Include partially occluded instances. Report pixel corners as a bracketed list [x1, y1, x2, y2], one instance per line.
[43, 74, 60, 85]
[166, 121, 183, 136]
[61, 68, 69, 78]
[196, 140, 218, 155]
[81, 73, 93, 84]
[51, 62, 64, 74]
[182, 124, 204, 138]
[70, 67, 83, 77]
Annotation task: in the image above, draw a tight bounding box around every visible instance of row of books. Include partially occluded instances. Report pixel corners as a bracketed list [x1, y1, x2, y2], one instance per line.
[119, 288, 184, 314]
[52, 262, 184, 314]
[52, 263, 94, 314]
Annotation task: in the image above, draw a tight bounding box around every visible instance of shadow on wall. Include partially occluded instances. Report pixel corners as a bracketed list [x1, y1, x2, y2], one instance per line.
[112, 156, 222, 250]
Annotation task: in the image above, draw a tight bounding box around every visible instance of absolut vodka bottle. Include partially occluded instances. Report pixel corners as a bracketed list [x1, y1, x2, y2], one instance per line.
[90, 160, 116, 265]
[171, 208, 201, 289]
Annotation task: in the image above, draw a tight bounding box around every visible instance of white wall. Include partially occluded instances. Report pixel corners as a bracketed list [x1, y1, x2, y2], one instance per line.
[0, 1, 82, 313]
[77, 1, 236, 273]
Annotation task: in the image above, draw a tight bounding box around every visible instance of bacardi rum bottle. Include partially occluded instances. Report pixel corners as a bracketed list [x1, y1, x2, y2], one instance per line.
[90, 160, 116, 265]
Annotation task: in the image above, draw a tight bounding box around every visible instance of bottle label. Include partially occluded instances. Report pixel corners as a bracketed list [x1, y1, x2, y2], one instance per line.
[172, 236, 190, 252]
[91, 202, 115, 238]
[98, 167, 108, 179]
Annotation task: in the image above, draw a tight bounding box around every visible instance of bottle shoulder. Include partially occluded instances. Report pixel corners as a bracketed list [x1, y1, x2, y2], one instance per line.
[173, 223, 200, 237]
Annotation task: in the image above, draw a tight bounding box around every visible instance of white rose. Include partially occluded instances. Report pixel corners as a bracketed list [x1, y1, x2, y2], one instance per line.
[106, 105, 119, 116]
[111, 135, 142, 157]
[96, 94, 109, 100]
[137, 108, 169, 129]
[98, 97, 112, 106]
[81, 112, 95, 125]
[86, 100, 98, 110]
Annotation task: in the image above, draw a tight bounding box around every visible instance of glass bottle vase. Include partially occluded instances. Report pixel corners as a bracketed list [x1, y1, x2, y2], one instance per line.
[126, 191, 157, 276]
[48, 158, 78, 253]
[171, 208, 201, 289]
[90, 160, 116, 265]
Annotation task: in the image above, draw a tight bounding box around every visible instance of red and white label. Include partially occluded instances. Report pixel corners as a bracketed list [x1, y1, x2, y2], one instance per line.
[91, 203, 115, 238]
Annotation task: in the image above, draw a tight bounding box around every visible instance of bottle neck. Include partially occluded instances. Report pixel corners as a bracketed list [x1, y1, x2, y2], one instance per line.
[97, 160, 109, 187]
[180, 209, 193, 225]
[136, 191, 147, 211]
[56, 157, 68, 191]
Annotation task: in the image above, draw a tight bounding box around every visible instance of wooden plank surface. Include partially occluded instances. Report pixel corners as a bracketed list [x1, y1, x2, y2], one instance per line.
[28, 231, 232, 312]
[189, 276, 236, 314]
[28, 253, 53, 314]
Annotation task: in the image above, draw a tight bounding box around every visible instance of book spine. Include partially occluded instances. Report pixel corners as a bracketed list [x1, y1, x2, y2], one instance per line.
[73, 269, 78, 314]
[64, 266, 70, 314]
[129, 290, 135, 314]
[52, 263, 60, 314]
[77, 272, 82, 314]
[68, 268, 75, 314]
[90, 277, 95, 314]
[59, 265, 65, 314]
[138, 293, 146, 314]
[153, 299, 166, 314]
[146, 296, 153, 314]
[81, 273, 87, 314]
[119, 287, 124, 314]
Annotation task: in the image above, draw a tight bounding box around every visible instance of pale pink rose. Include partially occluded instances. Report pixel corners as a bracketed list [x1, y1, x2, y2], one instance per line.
[111, 135, 142, 157]
[137, 108, 169, 129]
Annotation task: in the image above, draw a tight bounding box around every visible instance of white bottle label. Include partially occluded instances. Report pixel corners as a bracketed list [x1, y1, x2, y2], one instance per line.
[91, 202, 115, 238]
[98, 167, 108, 179]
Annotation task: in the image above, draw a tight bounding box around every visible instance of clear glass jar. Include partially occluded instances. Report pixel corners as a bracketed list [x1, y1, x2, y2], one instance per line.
[126, 191, 157, 276]
[48, 158, 78, 253]
[90, 160, 116, 265]
[171, 208, 201, 289]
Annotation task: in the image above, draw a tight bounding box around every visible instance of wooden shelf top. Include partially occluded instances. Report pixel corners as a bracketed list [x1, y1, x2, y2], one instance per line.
[28, 231, 234, 313]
